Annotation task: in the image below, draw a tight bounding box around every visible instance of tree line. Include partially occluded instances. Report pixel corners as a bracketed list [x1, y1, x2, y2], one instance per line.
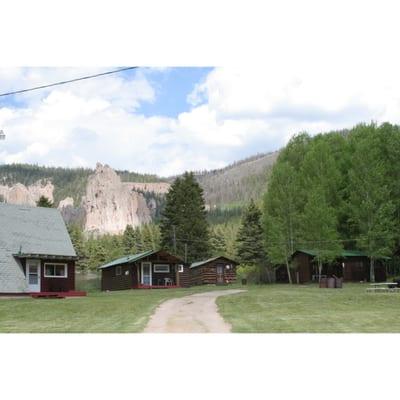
[263, 122, 400, 282]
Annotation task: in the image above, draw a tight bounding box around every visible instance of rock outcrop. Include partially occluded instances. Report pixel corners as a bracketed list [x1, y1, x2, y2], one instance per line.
[82, 163, 152, 235]
[0, 180, 54, 206]
[58, 197, 74, 209]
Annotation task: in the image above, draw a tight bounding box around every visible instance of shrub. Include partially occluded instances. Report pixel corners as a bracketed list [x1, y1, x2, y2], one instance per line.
[237, 264, 258, 283]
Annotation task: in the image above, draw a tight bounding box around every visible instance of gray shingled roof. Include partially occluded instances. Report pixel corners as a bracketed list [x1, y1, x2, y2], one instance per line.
[0, 203, 76, 292]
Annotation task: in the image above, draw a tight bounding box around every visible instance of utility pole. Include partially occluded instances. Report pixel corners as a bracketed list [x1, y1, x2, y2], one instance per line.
[184, 243, 188, 264]
[172, 225, 177, 254]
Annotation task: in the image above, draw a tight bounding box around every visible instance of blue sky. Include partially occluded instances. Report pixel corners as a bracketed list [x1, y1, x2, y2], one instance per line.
[138, 67, 212, 117]
[0, 66, 399, 176]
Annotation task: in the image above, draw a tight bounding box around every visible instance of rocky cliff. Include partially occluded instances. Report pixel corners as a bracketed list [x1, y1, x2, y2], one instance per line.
[81, 163, 154, 235]
[0, 180, 54, 206]
[0, 164, 170, 235]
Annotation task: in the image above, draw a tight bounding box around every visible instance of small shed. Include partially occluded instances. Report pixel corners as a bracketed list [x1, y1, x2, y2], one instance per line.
[190, 256, 238, 286]
[99, 249, 189, 291]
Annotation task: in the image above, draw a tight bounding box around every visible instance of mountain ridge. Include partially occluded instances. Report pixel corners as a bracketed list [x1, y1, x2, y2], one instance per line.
[0, 150, 279, 232]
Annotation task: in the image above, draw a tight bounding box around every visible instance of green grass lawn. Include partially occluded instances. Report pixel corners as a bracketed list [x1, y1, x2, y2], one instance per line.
[217, 283, 400, 332]
[3, 283, 400, 333]
[0, 285, 230, 333]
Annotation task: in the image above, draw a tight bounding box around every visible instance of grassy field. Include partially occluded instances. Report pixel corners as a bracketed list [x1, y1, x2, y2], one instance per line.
[2, 283, 400, 333]
[217, 283, 400, 333]
[0, 285, 229, 333]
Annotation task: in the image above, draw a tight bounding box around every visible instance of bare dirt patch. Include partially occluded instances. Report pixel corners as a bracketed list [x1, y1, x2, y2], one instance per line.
[144, 289, 245, 333]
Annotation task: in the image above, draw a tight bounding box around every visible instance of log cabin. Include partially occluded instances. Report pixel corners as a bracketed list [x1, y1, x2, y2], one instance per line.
[190, 256, 238, 285]
[0, 203, 83, 298]
[99, 249, 190, 290]
[275, 249, 388, 284]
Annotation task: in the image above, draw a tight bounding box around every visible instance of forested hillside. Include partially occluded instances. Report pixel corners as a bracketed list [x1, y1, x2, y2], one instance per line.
[195, 151, 278, 208]
[0, 151, 279, 216]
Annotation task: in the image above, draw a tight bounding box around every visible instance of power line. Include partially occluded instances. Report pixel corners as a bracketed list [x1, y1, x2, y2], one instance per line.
[0, 66, 139, 98]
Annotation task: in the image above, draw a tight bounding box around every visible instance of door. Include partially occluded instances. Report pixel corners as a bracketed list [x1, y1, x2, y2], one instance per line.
[141, 262, 152, 286]
[216, 264, 224, 284]
[26, 259, 41, 292]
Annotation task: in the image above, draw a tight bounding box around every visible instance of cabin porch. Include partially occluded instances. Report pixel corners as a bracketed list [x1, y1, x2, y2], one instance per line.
[133, 261, 182, 288]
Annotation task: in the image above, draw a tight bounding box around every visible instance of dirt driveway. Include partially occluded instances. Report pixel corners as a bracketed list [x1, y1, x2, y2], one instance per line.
[144, 289, 245, 333]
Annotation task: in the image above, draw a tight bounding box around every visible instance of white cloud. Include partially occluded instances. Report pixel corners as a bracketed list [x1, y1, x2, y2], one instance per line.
[1, 64, 400, 176]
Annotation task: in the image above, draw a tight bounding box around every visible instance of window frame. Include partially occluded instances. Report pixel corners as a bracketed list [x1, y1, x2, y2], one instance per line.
[116, 265, 122, 276]
[153, 264, 170, 273]
[43, 262, 68, 278]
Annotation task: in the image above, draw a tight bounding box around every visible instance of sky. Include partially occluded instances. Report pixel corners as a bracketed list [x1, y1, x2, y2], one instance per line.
[1, 64, 400, 177]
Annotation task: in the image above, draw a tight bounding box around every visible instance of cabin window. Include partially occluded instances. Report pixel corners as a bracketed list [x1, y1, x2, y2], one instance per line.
[154, 264, 170, 273]
[44, 263, 68, 278]
[178, 264, 184, 273]
[116, 266, 122, 276]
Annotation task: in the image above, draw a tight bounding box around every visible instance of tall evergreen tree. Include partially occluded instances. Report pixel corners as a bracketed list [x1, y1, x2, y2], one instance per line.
[236, 200, 265, 271]
[160, 172, 209, 262]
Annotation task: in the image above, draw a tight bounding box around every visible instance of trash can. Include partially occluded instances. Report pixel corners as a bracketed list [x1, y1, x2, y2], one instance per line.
[319, 277, 328, 288]
[327, 277, 335, 288]
[334, 277, 343, 288]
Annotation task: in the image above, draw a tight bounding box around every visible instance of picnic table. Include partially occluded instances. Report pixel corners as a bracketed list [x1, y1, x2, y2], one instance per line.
[367, 282, 399, 293]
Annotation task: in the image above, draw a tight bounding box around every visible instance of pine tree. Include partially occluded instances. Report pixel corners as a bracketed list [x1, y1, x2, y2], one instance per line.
[160, 172, 209, 262]
[122, 225, 139, 254]
[236, 200, 265, 276]
[141, 223, 160, 251]
[36, 195, 53, 208]
[67, 224, 89, 272]
[210, 226, 227, 256]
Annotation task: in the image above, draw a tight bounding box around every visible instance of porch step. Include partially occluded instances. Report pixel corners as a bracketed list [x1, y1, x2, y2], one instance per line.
[137, 285, 180, 289]
[30, 291, 86, 299]
[31, 293, 65, 299]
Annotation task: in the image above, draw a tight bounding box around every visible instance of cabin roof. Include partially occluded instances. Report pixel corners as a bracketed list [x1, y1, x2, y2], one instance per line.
[98, 249, 156, 269]
[190, 255, 238, 269]
[0, 202, 77, 258]
[294, 249, 390, 259]
[98, 249, 184, 269]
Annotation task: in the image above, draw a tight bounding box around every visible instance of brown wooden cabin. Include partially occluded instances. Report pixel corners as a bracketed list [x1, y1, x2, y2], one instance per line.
[190, 256, 238, 286]
[99, 249, 190, 291]
[275, 249, 388, 284]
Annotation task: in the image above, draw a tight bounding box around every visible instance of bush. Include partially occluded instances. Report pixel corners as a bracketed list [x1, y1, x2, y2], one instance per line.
[237, 264, 258, 283]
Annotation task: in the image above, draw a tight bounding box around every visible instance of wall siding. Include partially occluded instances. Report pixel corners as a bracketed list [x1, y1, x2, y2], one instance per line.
[281, 253, 388, 283]
[20, 258, 75, 292]
[190, 258, 237, 285]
